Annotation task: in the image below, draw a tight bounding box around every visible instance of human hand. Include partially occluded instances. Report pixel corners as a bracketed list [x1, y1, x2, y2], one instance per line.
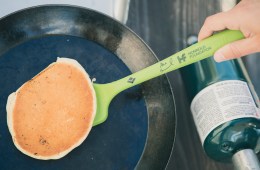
[198, 0, 260, 62]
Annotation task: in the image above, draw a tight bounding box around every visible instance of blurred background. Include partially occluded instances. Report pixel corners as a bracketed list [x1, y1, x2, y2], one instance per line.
[127, 0, 260, 169]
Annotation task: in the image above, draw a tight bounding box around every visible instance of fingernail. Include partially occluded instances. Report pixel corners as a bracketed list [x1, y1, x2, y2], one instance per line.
[214, 51, 226, 62]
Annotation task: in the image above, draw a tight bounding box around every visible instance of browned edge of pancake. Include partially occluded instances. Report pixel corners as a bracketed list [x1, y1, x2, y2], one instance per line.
[6, 57, 96, 160]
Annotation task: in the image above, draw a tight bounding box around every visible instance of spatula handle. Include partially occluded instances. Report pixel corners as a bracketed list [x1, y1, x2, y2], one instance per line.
[109, 30, 244, 95]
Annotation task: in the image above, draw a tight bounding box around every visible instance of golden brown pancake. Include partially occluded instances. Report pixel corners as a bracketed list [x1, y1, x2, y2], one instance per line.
[6, 58, 96, 160]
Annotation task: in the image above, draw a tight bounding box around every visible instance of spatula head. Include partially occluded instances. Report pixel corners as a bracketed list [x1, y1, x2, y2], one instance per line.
[92, 83, 112, 126]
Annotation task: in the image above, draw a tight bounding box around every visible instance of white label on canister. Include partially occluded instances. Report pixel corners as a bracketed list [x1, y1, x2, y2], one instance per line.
[191, 80, 260, 144]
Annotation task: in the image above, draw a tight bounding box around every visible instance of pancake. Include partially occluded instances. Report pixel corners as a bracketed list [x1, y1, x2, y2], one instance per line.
[6, 57, 96, 160]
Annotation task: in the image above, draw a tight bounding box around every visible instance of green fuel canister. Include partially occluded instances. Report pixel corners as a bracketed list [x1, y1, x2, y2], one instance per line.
[180, 35, 260, 168]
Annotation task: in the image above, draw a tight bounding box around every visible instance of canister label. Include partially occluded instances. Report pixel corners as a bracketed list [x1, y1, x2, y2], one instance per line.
[191, 80, 260, 144]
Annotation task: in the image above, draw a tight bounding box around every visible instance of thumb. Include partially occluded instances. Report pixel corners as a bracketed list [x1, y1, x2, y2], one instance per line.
[213, 37, 259, 62]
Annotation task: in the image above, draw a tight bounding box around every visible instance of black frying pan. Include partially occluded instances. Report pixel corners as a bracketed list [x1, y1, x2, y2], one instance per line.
[0, 5, 176, 170]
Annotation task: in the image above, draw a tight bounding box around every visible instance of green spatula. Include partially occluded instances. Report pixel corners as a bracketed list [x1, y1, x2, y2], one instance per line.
[93, 30, 244, 126]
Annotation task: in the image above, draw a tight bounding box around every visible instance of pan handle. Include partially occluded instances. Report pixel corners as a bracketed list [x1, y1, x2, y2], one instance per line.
[106, 30, 244, 95]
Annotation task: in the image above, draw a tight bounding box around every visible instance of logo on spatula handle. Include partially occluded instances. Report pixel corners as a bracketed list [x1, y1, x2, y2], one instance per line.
[127, 77, 136, 83]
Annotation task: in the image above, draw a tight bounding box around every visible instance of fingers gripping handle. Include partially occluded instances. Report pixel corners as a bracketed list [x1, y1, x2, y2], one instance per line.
[159, 30, 244, 74]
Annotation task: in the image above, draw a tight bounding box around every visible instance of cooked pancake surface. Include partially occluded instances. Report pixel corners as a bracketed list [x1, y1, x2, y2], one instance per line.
[7, 58, 96, 160]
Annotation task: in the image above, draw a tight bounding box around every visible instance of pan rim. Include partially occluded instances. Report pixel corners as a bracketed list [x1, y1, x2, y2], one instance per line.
[0, 4, 176, 169]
